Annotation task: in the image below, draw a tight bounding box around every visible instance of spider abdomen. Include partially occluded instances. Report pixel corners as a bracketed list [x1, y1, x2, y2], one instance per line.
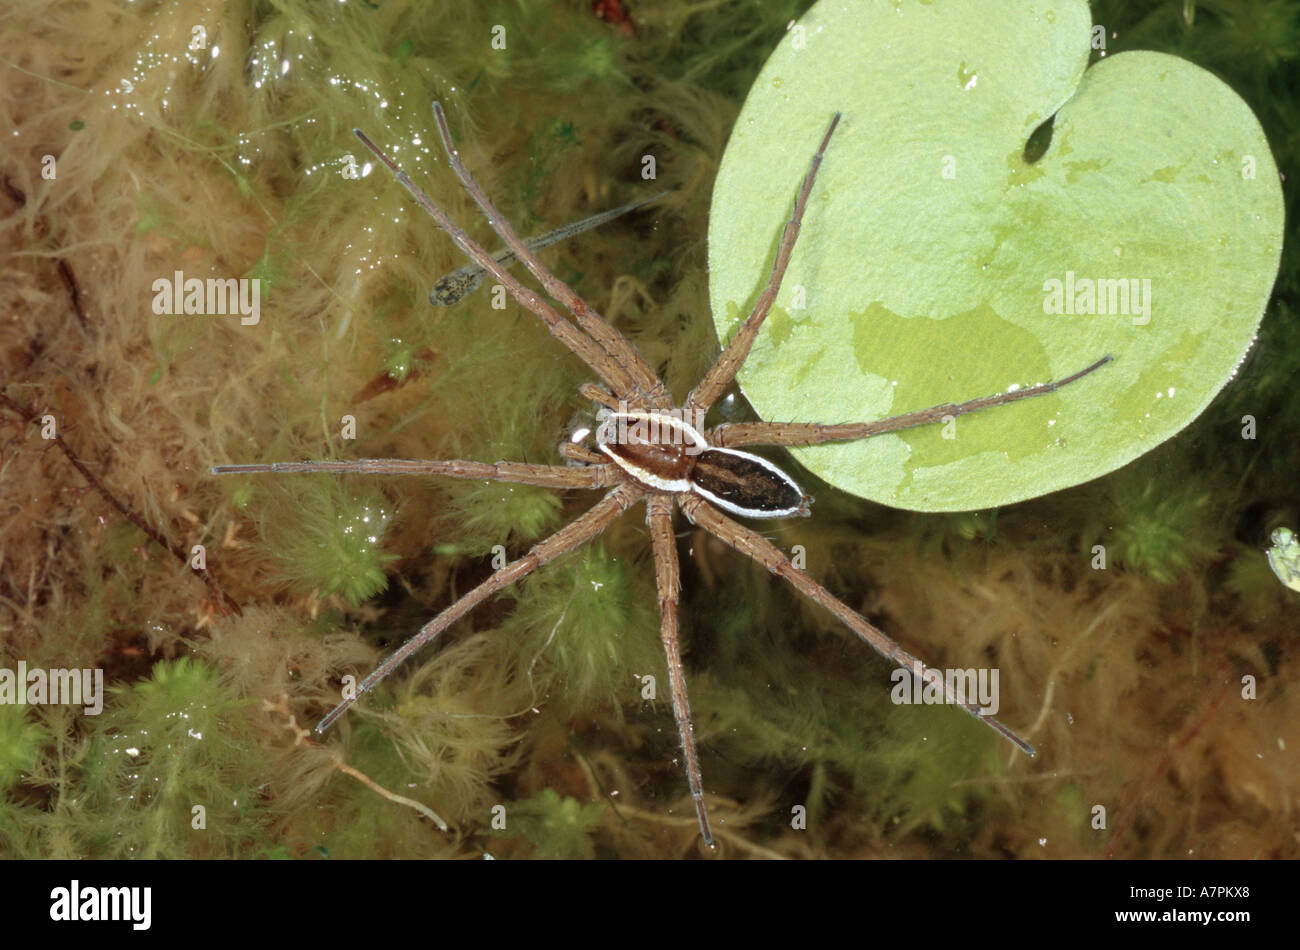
[689, 448, 810, 519]
[596, 411, 810, 519]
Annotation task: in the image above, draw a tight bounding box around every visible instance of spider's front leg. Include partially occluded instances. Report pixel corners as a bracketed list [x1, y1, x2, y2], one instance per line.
[708, 354, 1113, 449]
[429, 103, 670, 410]
[211, 457, 622, 488]
[351, 128, 639, 403]
[686, 112, 842, 416]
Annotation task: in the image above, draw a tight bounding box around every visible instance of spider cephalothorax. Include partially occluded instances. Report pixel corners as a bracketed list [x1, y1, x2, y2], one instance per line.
[214, 103, 1109, 848]
[595, 408, 811, 518]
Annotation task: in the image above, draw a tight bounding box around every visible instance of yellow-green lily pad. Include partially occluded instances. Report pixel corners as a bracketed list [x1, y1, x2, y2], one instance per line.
[708, 0, 1283, 511]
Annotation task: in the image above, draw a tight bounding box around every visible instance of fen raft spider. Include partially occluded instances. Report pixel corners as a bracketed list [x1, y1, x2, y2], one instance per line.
[214, 102, 1111, 848]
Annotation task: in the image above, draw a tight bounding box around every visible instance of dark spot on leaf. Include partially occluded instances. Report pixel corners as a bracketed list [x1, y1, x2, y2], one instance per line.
[1023, 114, 1055, 164]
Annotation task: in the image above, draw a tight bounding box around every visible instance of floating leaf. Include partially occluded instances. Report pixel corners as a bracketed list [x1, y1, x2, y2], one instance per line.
[709, 0, 1283, 511]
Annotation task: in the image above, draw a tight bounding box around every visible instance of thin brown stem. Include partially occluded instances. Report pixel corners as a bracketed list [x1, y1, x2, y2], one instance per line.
[56, 260, 89, 330]
[1, 389, 241, 616]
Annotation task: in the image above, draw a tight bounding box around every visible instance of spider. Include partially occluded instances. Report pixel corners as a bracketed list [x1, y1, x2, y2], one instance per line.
[214, 102, 1110, 848]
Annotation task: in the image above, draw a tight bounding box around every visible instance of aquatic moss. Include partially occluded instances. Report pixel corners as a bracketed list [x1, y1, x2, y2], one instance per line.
[0, 705, 50, 788]
[255, 477, 399, 606]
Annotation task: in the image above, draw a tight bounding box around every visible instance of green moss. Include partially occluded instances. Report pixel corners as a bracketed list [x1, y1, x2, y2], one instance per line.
[79, 658, 264, 858]
[1104, 461, 1218, 584]
[508, 543, 661, 713]
[507, 789, 605, 859]
[5, 659, 270, 859]
[701, 650, 1001, 844]
[442, 482, 562, 557]
[0, 705, 50, 788]
[257, 477, 399, 605]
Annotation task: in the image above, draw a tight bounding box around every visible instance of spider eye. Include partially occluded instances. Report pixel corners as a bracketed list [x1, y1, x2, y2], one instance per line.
[570, 427, 591, 444]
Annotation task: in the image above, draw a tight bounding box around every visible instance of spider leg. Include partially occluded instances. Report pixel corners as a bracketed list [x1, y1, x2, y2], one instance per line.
[578, 383, 621, 411]
[685, 112, 841, 416]
[353, 129, 638, 400]
[431, 103, 670, 410]
[648, 495, 714, 848]
[709, 355, 1113, 448]
[677, 493, 1035, 757]
[317, 482, 645, 732]
[212, 458, 622, 489]
[558, 443, 607, 466]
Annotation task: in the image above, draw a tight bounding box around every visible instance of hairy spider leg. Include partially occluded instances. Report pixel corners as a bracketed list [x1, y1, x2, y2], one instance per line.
[559, 443, 607, 466]
[316, 483, 645, 732]
[430, 103, 670, 410]
[646, 495, 713, 846]
[678, 494, 1036, 756]
[211, 458, 620, 488]
[352, 129, 640, 402]
[707, 355, 1114, 448]
[686, 112, 842, 416]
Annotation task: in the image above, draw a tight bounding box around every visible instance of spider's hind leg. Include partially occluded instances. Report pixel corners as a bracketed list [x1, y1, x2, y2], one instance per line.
[648, 495, 715, 848]
[677, 493, 1036, 757]
[315, 482, 646, 732]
